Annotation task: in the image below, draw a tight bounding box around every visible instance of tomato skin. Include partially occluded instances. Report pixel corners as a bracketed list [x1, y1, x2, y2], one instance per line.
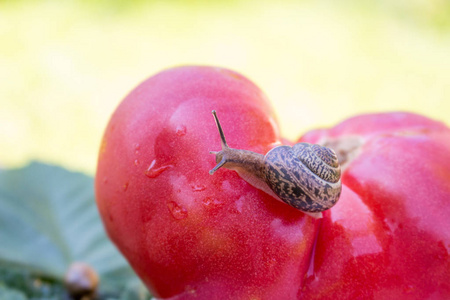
[95, 66, 317, 299]
[300, 112, 450, 299]
[96, 66, 450, 299]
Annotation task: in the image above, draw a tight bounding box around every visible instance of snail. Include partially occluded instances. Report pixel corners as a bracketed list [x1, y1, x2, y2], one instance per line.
[64, 262, 99, 299]
[208, 110, 341, 218]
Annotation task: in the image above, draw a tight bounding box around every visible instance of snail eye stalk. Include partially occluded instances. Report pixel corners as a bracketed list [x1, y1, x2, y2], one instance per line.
[211, 110, 228, 148]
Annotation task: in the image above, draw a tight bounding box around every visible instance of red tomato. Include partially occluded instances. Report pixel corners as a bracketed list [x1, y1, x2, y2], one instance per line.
[95, 66, 450, 299]
[300, 113, 450, 299]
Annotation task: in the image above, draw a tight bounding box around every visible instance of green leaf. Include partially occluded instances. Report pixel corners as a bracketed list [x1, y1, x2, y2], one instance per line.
[0, 285, 27, 300]
[0, 162, 151, 299]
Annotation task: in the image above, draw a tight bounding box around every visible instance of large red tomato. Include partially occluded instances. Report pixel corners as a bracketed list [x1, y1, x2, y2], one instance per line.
[95, 66, 450, 299]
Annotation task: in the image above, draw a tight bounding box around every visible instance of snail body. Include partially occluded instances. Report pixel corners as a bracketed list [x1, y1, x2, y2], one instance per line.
[209, 110, 341, 218]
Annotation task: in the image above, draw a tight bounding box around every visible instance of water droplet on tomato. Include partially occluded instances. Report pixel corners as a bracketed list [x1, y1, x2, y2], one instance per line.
[202, 197, 213, 206]
[192, 184, 206, 192]
[145, 159, 173, 178]
[134, 159, 140, 166]
[404, 285, 415, 294]
[123, 182, 129, 191]
[202, 197, 222, 207]
[134, 143, 141, 155]
[167, 201, 188, 220]
[176, 125, 186, 136]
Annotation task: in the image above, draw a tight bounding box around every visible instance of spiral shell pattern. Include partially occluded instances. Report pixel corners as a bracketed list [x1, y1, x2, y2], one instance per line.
[264, 143, 341, 212]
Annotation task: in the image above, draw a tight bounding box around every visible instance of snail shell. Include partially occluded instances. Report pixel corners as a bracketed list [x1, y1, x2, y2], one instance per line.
[64, 262, 99, 298]
[209, 110, 342, 217]
[264, 143, 341, 213]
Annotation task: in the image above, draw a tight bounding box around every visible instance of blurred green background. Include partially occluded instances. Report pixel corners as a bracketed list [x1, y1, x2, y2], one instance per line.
[1, 0, 449, 175]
